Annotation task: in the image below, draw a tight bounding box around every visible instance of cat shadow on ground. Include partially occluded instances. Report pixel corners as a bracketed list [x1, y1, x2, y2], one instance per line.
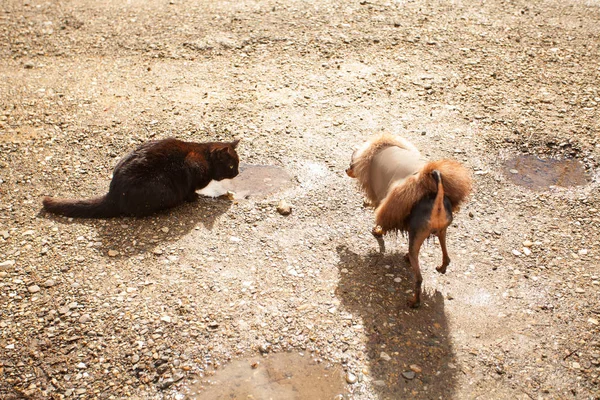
[335, 244, 459, 399]
[41, 195, 232, 259]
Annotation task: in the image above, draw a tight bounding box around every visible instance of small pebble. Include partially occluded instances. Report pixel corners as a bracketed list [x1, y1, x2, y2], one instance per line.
[159, 378, 175, 389]
[0, 260, 15, 270]
[277, 200, 292, 216]
[402, 371, 415, 380]
[28, 285, 40, 293]
[522, 240, 533, 247]
[258, 344, 271, 354]
[380, 352, 391, 361]
[43, 279, 55, 287]
[79, 314, 91, 323]
[345, 372, 357, 384]
[108, 250, 119, 257]
[410, 364, 422, 373]
[512, 249, 522, 256]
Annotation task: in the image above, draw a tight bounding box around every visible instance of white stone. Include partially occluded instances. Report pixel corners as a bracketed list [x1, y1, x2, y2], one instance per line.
[28, 285, 40, 293]
[0, 260, 15, 269]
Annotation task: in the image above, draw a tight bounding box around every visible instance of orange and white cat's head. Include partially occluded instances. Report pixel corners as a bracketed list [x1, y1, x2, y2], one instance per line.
[345, 140, 371, 179]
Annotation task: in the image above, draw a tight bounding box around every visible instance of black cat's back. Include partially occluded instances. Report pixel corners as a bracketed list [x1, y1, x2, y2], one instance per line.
[113, 139, 191, 177]
[109, 139, 204, 216]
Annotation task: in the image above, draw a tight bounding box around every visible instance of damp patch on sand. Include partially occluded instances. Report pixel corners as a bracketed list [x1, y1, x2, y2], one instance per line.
[184, 352, 346, 400]
[198, 163, 293, 200]
[503, 155, 589, 191]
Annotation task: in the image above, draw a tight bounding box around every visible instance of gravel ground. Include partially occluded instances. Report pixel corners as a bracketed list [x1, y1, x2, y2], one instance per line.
[1, 0, 599, 399]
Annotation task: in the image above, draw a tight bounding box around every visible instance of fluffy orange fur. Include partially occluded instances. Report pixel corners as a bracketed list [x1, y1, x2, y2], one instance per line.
[350, 134, 473, 233]
[375, 159, 472, 232]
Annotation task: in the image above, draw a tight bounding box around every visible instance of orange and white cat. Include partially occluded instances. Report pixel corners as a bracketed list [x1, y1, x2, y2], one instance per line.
[347, 133, 472, 308]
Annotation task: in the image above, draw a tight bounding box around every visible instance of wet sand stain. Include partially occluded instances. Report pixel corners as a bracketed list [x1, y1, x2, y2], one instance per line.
[199, 163, 293, 200]
[185, 352, 346, 400]
[503, 155, 589, 191]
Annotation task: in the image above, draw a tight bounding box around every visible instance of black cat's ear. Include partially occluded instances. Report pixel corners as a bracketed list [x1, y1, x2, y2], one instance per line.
[212, 146, 228, 155]
[231, 138, 240, 149]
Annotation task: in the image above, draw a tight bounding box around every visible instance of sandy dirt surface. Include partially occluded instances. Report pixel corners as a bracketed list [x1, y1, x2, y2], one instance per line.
[1, 0, 599, 399]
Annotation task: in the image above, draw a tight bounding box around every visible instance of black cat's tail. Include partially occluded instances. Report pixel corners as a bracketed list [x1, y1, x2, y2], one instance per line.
[42, 195, 118, 218]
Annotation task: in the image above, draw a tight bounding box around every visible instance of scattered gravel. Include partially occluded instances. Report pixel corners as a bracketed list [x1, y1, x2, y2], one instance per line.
[0, 0, 599, 399]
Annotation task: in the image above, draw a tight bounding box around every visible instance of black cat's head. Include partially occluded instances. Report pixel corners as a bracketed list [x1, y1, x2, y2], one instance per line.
[211, 139, 240, 181]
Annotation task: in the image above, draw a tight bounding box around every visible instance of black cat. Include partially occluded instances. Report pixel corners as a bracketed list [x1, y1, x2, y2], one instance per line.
[42, 138, 240, 218]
